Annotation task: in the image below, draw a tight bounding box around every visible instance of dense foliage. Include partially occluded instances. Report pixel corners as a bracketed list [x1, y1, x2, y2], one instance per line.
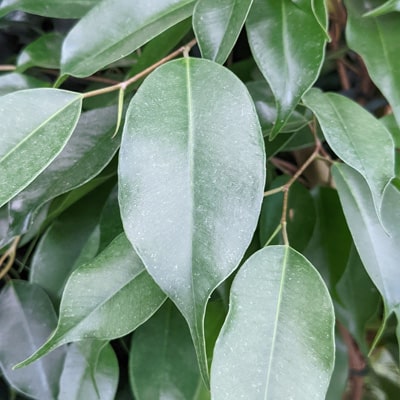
[0, 0, 399, 398]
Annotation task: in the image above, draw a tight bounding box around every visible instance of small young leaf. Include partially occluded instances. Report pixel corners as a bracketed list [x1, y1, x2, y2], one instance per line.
[246, 0, 328, 137]
[303, 89, 395, 212]
[332, 163, 400, 313]
[0, 0, 101, 18]
[59, 341, 119, 400]
[129, 301, 206, 400]
[193, 0, 253, 64]
[15, 233, 166, 369]
[61, 0, 196, 77]
[0, 281, 65, 400]
[0, 89, 82, 208]
[119, 57, 265, 384]
[210, 246, 335, 399]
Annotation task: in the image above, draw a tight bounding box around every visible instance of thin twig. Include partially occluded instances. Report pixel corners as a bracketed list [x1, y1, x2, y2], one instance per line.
[0, 236, 21, 280]
[0, 65, 17, 72]
[82, 38, 197, 99]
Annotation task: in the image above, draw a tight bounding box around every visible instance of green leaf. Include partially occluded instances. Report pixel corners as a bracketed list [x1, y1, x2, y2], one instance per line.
[8, 105, 119, 234]
[246, 0, 328, 138]
[259, 175, 316, 251]
[210, 245, 335, 399]
[304, 187, 352, 293]
[335, 245, 380, 354]
[129, 301, 207, 400]
[346, 0, 400, 126]
[59, 341, 119, 400]
[17, 32, 63, 72]
[29, 185, 113, 305]
[61, 0, 196, 77]
[332, 163, 400, 312]
[0, 88, 82, 208]
[193, 0, 253, 64]
[15, 233, 166, 369]
[303, 89, 395, 211]
[0, 281, 65, 400]
[0, 0, 101, 18]
[118, 57, 265, 384]
[0, 73, 49, 97]
[363, 0, 400, 17]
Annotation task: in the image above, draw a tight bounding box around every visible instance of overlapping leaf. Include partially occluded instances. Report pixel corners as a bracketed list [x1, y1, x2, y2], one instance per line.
[193, 0, 253, 64]
[210, 246, 335, 399]
[303, 89, 395, 211]
[0, 73, 49, 97]
[363, 0, 400, 17]
[246, 0, 328, 137]
[0, 0, 101, 18]
[8, 105, 120, 234]
[129, 301, 206, 400]
[0, 88, 82, 208]
[346, 0, 400, 126]
[59, 341, 119, 400]
[332, 163, 400, 313]
[119, 57, 265, 384]
[15, 233, 166, 368]
[0, 281, 65, 400]
[61, 0, 196, 77]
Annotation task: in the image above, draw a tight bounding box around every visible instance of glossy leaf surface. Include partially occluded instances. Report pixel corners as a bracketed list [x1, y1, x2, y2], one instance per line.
[0, 281, 65, 400]
[210, 245, 335, 399]
[193, 0, 253, 64]
[119, 57, 265, 383]
[346, 0, 400, 126]
[332, 164, 400, 312]
[129, 301, 206, 400]
[16, 233, 166, 368]
[364, 0, 400, 16]
[246, 0, 328, 137]
[59, 341, 119, 400]
[303, 89, 395, 211]
[0, 88, 82, 208]
[0, 0, 101, 18]
[8, 105, 119, 234]
[17, 33, 63, 72]
[61, 0, 195, 77]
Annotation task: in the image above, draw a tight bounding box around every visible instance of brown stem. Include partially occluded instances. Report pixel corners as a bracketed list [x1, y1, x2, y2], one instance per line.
[82, 38, 197, 99]
[0, 236, 20, 280]
[0, 65, 17, 72]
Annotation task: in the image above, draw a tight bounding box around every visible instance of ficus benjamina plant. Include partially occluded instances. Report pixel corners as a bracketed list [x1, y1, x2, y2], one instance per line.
[0, 0, 399, 399]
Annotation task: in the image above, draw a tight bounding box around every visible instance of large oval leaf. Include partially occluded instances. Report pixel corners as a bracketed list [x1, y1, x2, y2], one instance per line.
[129, 301, 206, 400]
[0, 88, 82, 208]
[332, 163, 400, 313]
[7, 105, 119, 234]
[246, 0, 328, 138]
[303, 88, 395, 212]
[210, 246, 335, 399]
[59, 341, 119, 400]
[0, 281, 65, 400]
[346, 0, 400, 125]
[193, 0, 253, 64]
[118, 57, 265, 383]
[0, 0, 101, 18]
[61, 0, 195, 77]
[15, 233, 166, 368]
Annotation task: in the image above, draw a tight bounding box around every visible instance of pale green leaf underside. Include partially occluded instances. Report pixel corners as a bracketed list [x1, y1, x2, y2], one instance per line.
[15, 233, 166, 369]
[332, 164, 400, 312]
[246, 0, 328, 138]
[210, 245, 335, 399]
[0, 88, 82, 208]
[303, 88, 395, 212]
[193, 0, 253, 64]
[118, 57, 265, 384]
[61, 0, 195, 77]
